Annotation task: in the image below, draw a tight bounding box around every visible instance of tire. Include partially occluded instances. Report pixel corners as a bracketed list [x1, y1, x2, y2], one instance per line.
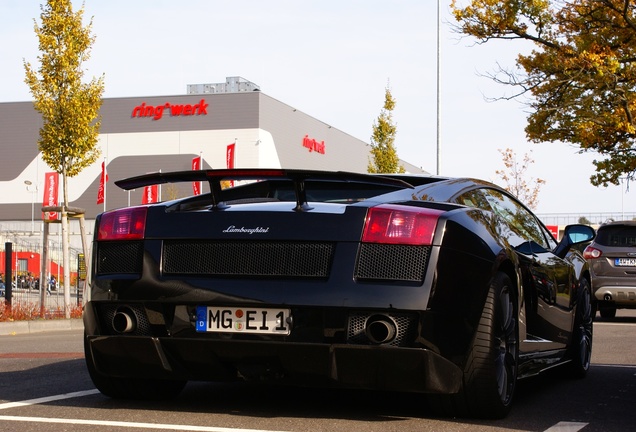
[599, 305, 617, 319]
[428, 272, 518, 419]
[84, 333, 187, 400]
[567, 278, 593, 378]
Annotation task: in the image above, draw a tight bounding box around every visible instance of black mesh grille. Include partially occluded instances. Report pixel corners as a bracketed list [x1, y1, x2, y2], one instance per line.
[347, 312, 418, 347]
[355, 243, 430, 282]
[96, 241, 144, 274]
[163, 240, 334, 278]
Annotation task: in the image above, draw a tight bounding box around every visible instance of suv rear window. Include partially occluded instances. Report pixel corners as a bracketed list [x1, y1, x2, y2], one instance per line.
[594, 225, 636, 247]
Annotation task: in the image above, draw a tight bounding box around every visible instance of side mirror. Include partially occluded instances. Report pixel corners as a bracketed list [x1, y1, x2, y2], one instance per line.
[554, 224, 596, 258]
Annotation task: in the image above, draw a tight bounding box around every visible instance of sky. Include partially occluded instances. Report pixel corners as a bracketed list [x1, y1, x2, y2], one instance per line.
[1, 0, 633, 222]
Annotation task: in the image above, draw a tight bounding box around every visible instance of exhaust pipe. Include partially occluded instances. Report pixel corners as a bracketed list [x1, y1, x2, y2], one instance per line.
[112, 307, 138, 333]
[365, 315, 397, 344]
[604, 293, 613, 302]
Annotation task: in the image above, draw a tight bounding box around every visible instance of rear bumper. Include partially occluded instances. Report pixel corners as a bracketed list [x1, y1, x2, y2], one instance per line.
[593, 286, 636, 305]
[85, 335, 463, 394]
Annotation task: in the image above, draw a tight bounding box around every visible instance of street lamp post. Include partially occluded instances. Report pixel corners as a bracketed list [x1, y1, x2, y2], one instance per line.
[25, 179, 43, 306]
[24, 180, 37, 234]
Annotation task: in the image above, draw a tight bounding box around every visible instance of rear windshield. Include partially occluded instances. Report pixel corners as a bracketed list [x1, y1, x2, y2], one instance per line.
[595, 225, 636, 247]
[223, 179, 402, 204]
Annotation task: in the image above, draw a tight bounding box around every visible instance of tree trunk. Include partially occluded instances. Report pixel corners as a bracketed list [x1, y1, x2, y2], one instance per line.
[62, 171, 71, 319]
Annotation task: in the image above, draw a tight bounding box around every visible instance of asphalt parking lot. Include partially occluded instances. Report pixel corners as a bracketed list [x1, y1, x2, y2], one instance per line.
[0, 310, 634, 431]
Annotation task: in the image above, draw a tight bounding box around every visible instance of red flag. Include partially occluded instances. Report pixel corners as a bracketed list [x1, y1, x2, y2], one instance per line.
[42, 172, 59, 221]
[142, 185, 158, 204]
[97, 161, 108, 204]
[226, 144, 235, 187]
[192, 156, 201, 195]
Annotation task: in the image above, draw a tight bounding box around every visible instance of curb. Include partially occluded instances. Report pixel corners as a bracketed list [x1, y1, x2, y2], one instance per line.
[0, 319, 83, 336]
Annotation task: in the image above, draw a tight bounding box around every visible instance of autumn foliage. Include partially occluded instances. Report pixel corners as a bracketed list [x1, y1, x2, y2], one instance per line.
[451, 0, 636, 187]
[23, 0, 104, 183]
[0, 301, 83, 322]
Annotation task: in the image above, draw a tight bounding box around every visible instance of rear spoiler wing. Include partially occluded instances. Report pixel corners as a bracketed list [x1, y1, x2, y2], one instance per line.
[114, 168, 415, 212]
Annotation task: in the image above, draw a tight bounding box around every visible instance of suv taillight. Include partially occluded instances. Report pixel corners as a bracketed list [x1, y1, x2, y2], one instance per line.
[583, 245, 602, 259]
[98, 207, 147, 240]
[362, 204, 442, 245]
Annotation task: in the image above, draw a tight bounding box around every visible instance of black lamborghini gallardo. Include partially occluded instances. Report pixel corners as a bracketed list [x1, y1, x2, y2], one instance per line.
[83, 169, 595, 418]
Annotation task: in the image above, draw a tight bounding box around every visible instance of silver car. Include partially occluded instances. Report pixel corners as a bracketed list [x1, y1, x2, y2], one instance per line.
[583, 220, 636, 318]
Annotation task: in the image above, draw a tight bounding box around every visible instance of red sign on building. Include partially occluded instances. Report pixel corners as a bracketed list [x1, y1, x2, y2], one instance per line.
[131, 99, 209, 120]
[302, 135, 326, 154]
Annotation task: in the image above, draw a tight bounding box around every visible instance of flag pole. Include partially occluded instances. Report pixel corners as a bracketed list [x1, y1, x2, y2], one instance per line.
[199, 151, 203, 193]
[103, 157, 107, 212]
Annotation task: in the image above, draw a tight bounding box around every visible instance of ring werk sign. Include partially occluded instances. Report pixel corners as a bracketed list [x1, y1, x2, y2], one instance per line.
[131, 99, 208, 120]
[302, 135, 326, 154]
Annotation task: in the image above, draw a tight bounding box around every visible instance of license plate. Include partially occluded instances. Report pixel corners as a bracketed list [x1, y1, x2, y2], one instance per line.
[615, 258, 636, 267]
[195, 306, 291, 334]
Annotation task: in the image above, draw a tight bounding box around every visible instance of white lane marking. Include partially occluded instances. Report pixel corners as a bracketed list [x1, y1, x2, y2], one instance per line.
[593, 364, 636, 368]
[0, 389, 288, 432]
[544, 422, 589, 432]
[0, 389, 100, 410]
[0, 389, 599, 432]
[0, 416, 288, 432]
[594, 322, 636, 326]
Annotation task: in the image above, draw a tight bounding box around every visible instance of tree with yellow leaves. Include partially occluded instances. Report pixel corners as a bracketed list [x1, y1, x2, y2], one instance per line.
[451, 0, 636, 187]
[368, 86, 405, 174]
[24, 0, 104, 316]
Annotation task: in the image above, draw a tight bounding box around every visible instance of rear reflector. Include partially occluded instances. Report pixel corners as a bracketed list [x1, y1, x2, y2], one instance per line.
[98, 207, 148, 240]
[362, 204, 442, 245]
[583, 245, 602, 259]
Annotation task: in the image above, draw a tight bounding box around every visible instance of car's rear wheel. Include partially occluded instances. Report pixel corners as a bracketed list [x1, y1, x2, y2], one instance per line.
[428, 272, 518, 419]
[84, 333, 187, 400]
[462, 272, 518, 418]
[567, 278, 593, 378]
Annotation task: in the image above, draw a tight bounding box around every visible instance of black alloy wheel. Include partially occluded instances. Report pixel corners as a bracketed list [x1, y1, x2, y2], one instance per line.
[568, 278, 593, 378]
[427, 272, 518, 419]
[462, 272, 518, 419]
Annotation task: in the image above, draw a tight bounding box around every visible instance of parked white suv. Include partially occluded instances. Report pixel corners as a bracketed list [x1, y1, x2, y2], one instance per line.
[583, 220, 636, 318]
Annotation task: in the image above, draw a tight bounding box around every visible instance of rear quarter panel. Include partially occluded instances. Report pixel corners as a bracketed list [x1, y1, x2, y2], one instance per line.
[423, 207, 508, 361]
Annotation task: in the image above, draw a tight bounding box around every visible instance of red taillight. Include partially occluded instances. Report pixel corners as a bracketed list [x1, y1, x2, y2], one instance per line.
[362, 204, 442, 245]
[583, 245, 602, 260]
[98, 207, 147, 240]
